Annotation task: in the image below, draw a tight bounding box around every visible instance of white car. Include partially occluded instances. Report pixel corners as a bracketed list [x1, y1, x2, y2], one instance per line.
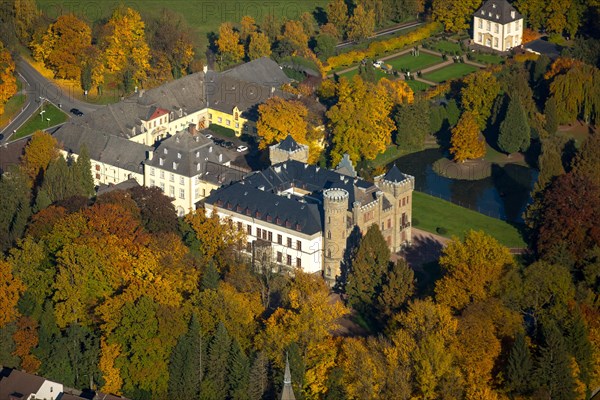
[236, 145, 248, 152]
[204, 133, 213, 139]
[373, 60, 384, 69]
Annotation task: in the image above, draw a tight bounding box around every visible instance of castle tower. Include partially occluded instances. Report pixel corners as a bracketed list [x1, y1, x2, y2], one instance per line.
[323, 188, 349, 285]
[269, 135, 309, 165]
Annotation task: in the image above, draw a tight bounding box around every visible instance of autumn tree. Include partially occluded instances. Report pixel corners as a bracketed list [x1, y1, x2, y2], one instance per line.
[0, 260, 25, 328]
[549, 63, 600, 124]
[432, 0, 482, 32]
[346, 224, 390, 319]
[279, 20, 309, 55]
[256, 97, 311, 150]
[460, 70, 500, 130]
[100, 6, 150, 83]
[13, 315, 40, 372]
[129, 186, 178, 234]
[21, 130, 59, 183]
[327, 0, 349, 36]
[498, 97, 530, 154]
[239, 16, 257, 44]
[13, 0, 40, 44]
[347, 4, 375, 42]
[435, 230, 514, 312]
[378, 78, 414, 106]
[216, 22, 244, 68]
[573, 132, 600, 187]
[327, 76, 395, 165]
[0, 41, 17, 116]
[449, 111, 486, 163]
[247, 32, 271, 60]
[30, 14, 91, 80]
[534, 172, 600, 263]
[147, 9, 195, 78]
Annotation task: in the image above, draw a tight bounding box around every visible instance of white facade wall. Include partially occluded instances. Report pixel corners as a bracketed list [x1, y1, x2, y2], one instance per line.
[59, 150, 144, 187]
[130, 108, 210, 145]
[473, 15, 523, 51]
[32, 379, 63, 400]
[208, 207, 323, 273]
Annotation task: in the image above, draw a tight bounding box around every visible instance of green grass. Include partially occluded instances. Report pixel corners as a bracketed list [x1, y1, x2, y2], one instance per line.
[0, 94, 26, 129]
[386, 52, 443, 72]
[336, 68, 390, 82]
[38, 0, 328, 54]
[429, 40, 462, 54]
[412, 191, 526, 248]
[11, 103, 68, 141]
[422, 63, 479, 83]
[471, 53, 504, 65]
[209, 123, 236, 138]
[405, 79, 432, 91]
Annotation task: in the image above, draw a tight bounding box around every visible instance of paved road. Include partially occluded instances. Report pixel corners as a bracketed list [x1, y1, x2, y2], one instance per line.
[0, 57, 104, 143]
[335, 20, 423, 49]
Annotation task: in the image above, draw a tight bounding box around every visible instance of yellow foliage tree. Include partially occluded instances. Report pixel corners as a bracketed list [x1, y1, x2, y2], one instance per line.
[378, 78, 414, 105]
[461, 70, 500, 130]
[99, 338, 123, 394]
[21, 130, 59, 182]
[248, 32, 271, 60]
[435, 230, 514, 312]
[347, 4, 375, 42]
[12, 315, 41, 373]
[101, 6, 150, 83]
[432, 0, 482, 32]
[0, 260, 25, 328]
[449, 111, 486, 163]
[30, 14, 91, 80]
[256, 97, 308, 149]
[327, 75, 394, 165]
[0, 41, 18, 116]
[239, 16, 257, 43]
[216, 22, 244, 67]
[280, 20, 309, 54]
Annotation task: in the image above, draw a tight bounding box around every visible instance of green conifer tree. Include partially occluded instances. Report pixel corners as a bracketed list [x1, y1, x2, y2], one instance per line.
[201, 322, 231, 400]
[0, 166, 31, 251]
[227, 339, 250, 399]
[73, 145, 95, 197]
[506, 332, 533, 394]
[545, 96, 559, 136]
[445, 99, 460, 127]
[169, 314, 205, 399]
[247, 351, 269, 400]
[498, 97, 530, 154]
[201, 263, 221, 291]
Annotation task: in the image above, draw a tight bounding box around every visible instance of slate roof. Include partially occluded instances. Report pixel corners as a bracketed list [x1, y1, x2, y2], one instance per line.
[275, 135, 303, 152]
[0, 368, 46, 399]
[382, 164, 411, 184]
[222, 57, 291, 87]
[335, 154, 357, 178]
[144, 128, 231, 178]
[97, 178, 141, 196]
[475, 0, 522, 24]
[204, 160, 382, 235]
[54, 125, 151, 175]
[0, 138, 28, 175]
[524, 39, 561, 59]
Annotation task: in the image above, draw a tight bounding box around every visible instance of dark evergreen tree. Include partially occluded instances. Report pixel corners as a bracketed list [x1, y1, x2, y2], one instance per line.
[394, 99, 430, 151]
[534, 322, 578, 400]
[358, 62, 376, 83]
[248, 351, 269, 400]
[201, 263, 221, 291]
[73, 145, 95, 197]
[324, 367, 346, 400]
[506, 332, 533, 394]
[0, 166, 31, 251]
[545, 96, 559, 136]
[314, 33, 337, 61]
[169, 314, 205, 399]
[567, 314, 593, 396]
[128, 186, 178, 234]
[37, 156, 71, 206]
[429, 104, 447, 134]
[65, 323, 101, 390]
[376, 259, 414, 320]
[345, 224, 390, 319]
[201, 322, 231, 400]
[445, 99, 460, 127]
[533, 55, 551, 82]
[0, 322, 19, 368]
[498, 97, 530, 154]
[227, 339, 250, 400]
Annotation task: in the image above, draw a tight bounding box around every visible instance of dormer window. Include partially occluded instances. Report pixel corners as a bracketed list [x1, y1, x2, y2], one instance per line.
[256, 211, 262, 218]
[295, 223, 301, 231]
[481, 10, 484, 14]
[196, 163, 201, 172]
[177, 153, 181, 159]
[196, 151, 200, 157]
[173, 162, 178, 170]
[164, 148, 168, 155]
[492, 3, 496, 8]
[267, 215, 272, 222]
[511, 10, 515, 18]
[276, 217, 281, 225]
[286, 221, 292, 228]
[159, 158, 164, 166]
[246, 208, 251, 216]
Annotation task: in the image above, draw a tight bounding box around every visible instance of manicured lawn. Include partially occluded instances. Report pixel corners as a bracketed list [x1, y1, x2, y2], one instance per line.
[429, 40, 462, 54]
[386, 52, 444, 72]
[405, 79, 431, 91]
[336, 68, 389, 82]
[412, 191, 526, 248]
[471, 53, 504, 65]
[209, 123, 236, 138]
[422, 63, 479, 83]
[11, 103, 68, 141]
[38, 0, 328, 52]
[0, 94, 26, 129]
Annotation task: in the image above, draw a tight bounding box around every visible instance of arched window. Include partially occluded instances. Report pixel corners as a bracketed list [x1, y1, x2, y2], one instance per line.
[327, 249, 332, 258]
[327, 231, 331, 239]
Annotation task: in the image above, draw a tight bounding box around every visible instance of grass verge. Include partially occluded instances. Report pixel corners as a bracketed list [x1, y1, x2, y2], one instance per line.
[412, 191, 526, 248]
[11, 103, 68, 141]
[405, 79, 432, 91]
[422, 63, 479, 83]
[0, 94, 26, 130]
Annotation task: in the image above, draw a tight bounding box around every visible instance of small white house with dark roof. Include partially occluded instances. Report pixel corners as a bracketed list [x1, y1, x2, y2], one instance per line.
[473, 0, 523, 51]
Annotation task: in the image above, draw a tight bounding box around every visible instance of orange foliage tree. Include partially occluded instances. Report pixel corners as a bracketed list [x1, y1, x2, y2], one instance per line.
[0, 41, 17, 116]
[13, 316, 41, 372]
[449, 111, 486, 163]
[0, 260, 25, 327]
[256, 97, 309, 149]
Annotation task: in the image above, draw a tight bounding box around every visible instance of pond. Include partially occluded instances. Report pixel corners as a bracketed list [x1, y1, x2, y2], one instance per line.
[392, 148, 538, 223]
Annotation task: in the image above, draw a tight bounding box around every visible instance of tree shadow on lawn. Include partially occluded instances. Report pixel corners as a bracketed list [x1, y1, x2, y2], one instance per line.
[401, 234, 445, 297]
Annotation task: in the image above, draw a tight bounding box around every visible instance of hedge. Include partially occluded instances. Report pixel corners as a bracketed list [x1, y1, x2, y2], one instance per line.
[324, 22, 443, 73]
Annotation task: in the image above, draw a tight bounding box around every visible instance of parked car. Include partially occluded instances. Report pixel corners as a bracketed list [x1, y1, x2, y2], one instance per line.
[70, 108, 84, 116]
[236, 145, 248, 152]
[222, 141, 234, 149]
[204, 133, 213, 139]
[373, 60, 384, 69]
[213, 138, 225, 146]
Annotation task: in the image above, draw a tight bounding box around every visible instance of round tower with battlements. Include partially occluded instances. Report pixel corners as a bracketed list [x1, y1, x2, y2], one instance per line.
[323, 188, 349, 285]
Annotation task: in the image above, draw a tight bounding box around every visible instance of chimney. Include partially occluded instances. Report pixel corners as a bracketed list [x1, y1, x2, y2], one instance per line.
[270, 87, 275, 97]
[188, 123, 197, 136]
[138, 89, 145, 98]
